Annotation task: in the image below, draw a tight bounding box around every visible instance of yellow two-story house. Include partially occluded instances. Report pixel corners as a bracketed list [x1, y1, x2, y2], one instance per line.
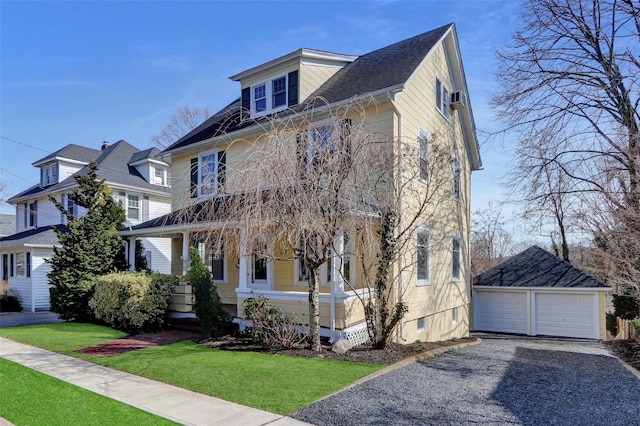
[120, 23, 482, 345]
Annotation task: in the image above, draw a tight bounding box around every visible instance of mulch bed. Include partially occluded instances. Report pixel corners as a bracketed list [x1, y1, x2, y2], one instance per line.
[75, 328, 476, 364]
[75, 330, 202, 357]
[202, 335, 478, 365]
[606, 339, 640, 372]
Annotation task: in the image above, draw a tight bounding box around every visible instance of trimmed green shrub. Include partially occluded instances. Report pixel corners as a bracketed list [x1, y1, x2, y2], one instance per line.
[187, 247, 231, 337]
[0, 280, 22, 312]
[633, 318, 640, 333]
[606, 312, 617, 335]
[89, 272, 177, 334]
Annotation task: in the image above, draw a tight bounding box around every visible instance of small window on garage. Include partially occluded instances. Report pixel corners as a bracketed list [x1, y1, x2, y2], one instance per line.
[417, 317, 426, 332]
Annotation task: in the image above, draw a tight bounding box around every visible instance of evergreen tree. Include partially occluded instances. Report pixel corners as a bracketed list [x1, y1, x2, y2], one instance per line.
[48, 163, 127, 321]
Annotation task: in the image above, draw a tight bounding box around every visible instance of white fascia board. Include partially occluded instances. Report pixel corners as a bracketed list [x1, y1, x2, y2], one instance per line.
[166, 84, 404, 158]
[32, 157, 90, 168]
[128, 158, 170, 167]
[473, 286, 612, 292]
[229, 48, 357, 82]
[106, 182, 171, 199]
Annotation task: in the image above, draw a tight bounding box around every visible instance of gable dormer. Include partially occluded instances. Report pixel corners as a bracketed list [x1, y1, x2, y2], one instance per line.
[230, 49, 357, 119]
[128, 148, 171, 187]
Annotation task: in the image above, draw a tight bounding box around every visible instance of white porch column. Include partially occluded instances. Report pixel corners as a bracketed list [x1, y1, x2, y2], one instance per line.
[330, 229, 344, 342]
[238, 229, 250, 291]
[127, 238, 136, 272]
[181, 232, 190, 275]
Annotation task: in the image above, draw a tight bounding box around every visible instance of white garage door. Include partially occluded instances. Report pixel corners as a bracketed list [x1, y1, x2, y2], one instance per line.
[535, 293, 597, 339]
[474, 290, 528, 334]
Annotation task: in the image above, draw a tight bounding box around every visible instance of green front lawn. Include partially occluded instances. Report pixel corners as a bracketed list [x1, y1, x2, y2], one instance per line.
[0, 358, 177, 426]
[0, 323, 382, 415]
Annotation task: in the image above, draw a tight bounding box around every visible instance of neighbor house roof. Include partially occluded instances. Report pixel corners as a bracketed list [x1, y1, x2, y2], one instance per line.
[164, 24, 453, 153]
[32, 144, 100, 167]
[473, 245, 610, 289]
[9, 140, 170, 203]
[0, 224, 68, 249]
[0, 214, 16, 237]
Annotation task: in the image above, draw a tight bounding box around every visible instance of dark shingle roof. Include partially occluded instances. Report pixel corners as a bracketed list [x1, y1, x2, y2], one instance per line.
[33, 144, 100, 166]
[0, 214, 16, 237]
[129, 147, 165, 164]
[164, 24, 452, 153]
[308, 24, 451, 104]
[9, 141, 170, 202]
[473, 245, 610, 289]
[0, 224, 68, 249]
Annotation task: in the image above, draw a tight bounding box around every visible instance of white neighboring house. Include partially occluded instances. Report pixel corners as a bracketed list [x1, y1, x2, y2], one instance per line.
[0, 140, 172, 312]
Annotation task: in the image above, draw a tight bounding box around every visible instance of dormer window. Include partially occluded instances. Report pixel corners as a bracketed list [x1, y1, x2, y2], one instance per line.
[41, 163, 58, 186]
[241, 71, 299, 119]
[254, 85, 267, 112]
[272, 77, 286, 108]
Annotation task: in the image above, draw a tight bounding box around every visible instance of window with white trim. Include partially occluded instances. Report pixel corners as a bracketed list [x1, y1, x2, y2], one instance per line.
[272, 76, 287, 108]
[435, 77, 450, 119]
[26, 252, 31, 278]
[418, 127, 429, 181]
[453, 155, 461, 201]
[67, 194, 76, 218]
[127, 195, 140, 220]
[41, 164, 57, 186]
[254, 84, 266, 113]
[16, 252, 25, 277]
[211, 243, 227, 284]
[251, 74, 289, 116]
[417, 316, 426, 332]
[417, 228, 430, 285]
[452, 236, 461, 281]
[252, 242, 268, 283]
[25, 201, 37, 228]
[154, 167, 166, 186]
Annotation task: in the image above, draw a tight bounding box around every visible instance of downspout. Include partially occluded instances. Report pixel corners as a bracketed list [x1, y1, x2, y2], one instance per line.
[387, 89, 406, 342]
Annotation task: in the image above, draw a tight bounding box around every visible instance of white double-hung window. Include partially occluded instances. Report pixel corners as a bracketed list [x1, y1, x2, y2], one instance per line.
[200, 153, 218, 195]
[435, 77, 450, 119]
[418, 127, 430, 181]
[127, 195, 140, 220]
[251, 74, 289, 116]
[417, 228, 430, 285]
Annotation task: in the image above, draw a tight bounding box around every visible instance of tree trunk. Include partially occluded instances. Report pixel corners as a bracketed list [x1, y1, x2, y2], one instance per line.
[308, 267, 322, 352]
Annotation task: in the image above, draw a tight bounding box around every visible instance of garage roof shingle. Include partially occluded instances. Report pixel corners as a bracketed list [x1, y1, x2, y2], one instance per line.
[473, 245, 609, 289]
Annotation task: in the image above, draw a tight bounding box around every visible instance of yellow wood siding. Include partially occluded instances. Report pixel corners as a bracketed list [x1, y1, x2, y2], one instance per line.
[299, 63, 342, 102]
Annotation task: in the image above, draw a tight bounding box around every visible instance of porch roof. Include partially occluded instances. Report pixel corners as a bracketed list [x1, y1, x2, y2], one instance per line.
[119, 189, 379, 237]
[0, 224, 68, 250]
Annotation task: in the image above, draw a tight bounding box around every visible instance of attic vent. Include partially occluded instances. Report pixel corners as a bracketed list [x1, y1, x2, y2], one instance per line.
[450, 91, 466, 110]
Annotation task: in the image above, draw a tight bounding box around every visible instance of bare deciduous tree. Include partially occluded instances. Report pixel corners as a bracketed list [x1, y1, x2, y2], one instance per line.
[151, 105, 211, 149]
[471, 202, 513, 276]
[493, 0, 640, 295]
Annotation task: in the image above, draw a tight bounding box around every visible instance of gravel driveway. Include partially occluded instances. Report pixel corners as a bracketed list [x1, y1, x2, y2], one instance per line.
[293, 334, 640, 425]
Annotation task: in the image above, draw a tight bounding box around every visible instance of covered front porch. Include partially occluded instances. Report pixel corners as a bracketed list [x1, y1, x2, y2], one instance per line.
[120, 223, 372, 344]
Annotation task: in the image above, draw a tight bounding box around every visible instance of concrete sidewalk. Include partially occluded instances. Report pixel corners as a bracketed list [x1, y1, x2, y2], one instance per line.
[0, 337, 311, 426]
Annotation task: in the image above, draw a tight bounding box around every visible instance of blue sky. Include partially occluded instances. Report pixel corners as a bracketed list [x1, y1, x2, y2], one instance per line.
[1, 0, 523, 231]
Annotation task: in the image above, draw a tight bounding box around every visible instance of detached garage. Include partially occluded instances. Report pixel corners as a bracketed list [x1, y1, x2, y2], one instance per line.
[473, 246, 611, 340]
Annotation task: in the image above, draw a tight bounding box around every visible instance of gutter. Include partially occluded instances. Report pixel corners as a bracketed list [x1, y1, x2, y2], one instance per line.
[387, 88, 407, 343]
